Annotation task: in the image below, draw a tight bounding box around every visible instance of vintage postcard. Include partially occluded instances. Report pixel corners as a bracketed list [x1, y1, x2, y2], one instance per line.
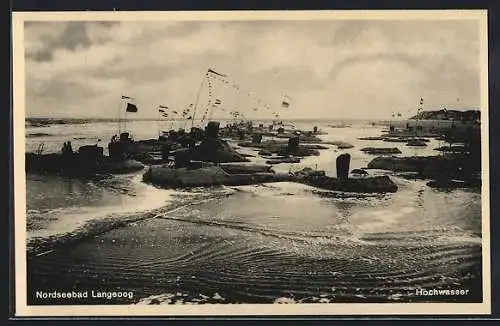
[12, 10, 490, 316]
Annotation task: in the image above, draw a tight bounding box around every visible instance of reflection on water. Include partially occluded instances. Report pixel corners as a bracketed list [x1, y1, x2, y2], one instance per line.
[26, 172, 174, 239]
[27, 174, 133, 211]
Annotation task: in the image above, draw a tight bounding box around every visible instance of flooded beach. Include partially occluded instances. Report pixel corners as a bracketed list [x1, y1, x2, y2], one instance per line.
[25, 120, 482, 305]
[17, 15, 488, 316]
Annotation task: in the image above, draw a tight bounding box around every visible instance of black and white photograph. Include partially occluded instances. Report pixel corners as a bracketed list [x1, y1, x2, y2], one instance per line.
[13, 10, 490, 316]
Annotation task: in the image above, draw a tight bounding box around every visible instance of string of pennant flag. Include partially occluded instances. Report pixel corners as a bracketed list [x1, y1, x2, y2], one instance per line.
[203, 68, 291, 122]
[119, 67, 292, 123]
[392, 98, 425, 118]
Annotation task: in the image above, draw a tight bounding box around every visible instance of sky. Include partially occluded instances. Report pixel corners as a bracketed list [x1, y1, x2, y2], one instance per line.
[24, 18, 482, 120]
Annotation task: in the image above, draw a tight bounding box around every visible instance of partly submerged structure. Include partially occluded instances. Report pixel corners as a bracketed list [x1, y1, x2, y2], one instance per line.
[143, 150, 398, 193]
[26, 138, 145, 176]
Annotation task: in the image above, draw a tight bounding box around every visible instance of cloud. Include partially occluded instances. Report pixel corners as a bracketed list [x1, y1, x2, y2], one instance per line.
[23, 18, 481, 119]
[25, 22, 117, 62]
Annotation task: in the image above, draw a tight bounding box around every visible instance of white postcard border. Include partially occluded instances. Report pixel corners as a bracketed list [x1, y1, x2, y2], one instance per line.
[12, 9, 491, 317]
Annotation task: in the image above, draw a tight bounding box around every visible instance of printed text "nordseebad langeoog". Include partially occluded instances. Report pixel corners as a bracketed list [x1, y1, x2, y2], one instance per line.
[35, 290, 134, 300]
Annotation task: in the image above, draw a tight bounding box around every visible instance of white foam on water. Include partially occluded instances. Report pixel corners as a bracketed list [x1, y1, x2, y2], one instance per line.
[435, 233, 482, 245]
[27, 174, 176, 240]
[274, 297, 297, 304]
[135, 292, 226, 305]
[351, 205, 417, 234]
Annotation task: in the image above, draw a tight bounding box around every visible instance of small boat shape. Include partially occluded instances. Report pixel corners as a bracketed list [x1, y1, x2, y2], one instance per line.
[327, 124, 350, 128]
[358, 136, 385, 141]
[406, 139, 428, 147]
[360, 147, 402, 155]
[265, 156, 301, 165]
[383, 137, 411, 143]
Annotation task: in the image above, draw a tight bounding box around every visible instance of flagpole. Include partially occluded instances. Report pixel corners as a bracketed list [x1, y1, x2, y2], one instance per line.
[209, 100, 222, 122]
[117, 98, 122, 134]
[209, 102, 215, 121]
[191, 73, 206, 129]
[169, 112, 175, 131]
[183, 107, 189, 130]
[157, 107, 161, 138]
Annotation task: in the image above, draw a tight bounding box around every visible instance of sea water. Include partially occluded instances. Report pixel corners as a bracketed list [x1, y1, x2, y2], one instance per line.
[24, 119, 483, 304]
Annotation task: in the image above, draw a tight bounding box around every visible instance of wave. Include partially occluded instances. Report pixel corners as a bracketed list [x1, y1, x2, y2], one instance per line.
[75, 236, 481, 304]
[27, 178, 481, 255]
[30, 237, 481, 304]
[26, 181, 482, 305]
[26, 187, 237, 257]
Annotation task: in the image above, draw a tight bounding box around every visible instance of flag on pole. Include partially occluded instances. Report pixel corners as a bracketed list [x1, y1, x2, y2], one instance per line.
[208, 68, 227, 77]
[126, 103, 138, 113]
[121, 95, 133, 100]
[418, 98, 424, 112]
[281, 95, 291, 108]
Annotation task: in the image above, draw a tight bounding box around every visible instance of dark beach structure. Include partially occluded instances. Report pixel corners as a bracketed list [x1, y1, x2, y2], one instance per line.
[366, 109, 482, 189]
[25, 135, 145, 176]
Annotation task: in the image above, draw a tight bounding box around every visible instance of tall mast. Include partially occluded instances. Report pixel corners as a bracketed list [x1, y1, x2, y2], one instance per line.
[417, 97, 423, 137]
[157, 106, 161, 138]
[124, 106, 128, 133]
[209, 101, 216, 121]
[183, 105, 191, 130]
[117, 97, 122, 134]
[190, 72, 206, 129]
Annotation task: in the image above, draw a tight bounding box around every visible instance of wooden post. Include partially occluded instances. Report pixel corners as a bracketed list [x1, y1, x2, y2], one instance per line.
[336, 153, 351, 180]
